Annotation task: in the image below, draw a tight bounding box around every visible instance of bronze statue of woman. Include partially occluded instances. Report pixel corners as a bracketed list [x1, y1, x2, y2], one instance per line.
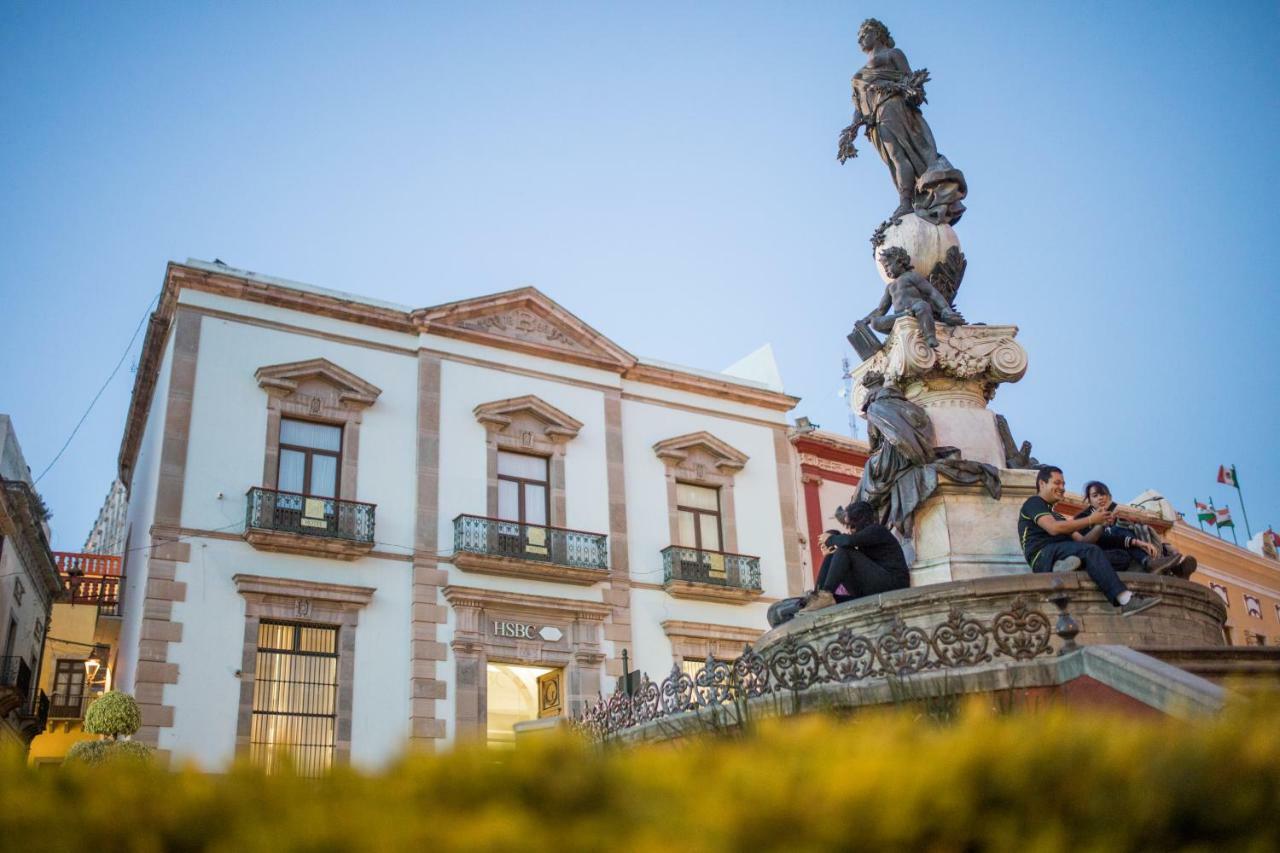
[839, 18, 966, 225]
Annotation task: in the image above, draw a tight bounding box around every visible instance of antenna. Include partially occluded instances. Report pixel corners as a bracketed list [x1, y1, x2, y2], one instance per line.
[841, 356, 859, 439]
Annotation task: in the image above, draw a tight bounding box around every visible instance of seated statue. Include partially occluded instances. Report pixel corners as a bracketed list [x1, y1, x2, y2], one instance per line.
[863, 246, 964, 348]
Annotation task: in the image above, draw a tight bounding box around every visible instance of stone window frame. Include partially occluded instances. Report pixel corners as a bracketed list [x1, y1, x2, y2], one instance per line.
[652, 432, 749, 555]
[661, 619, 763, 666]
[472, 395, 583, 529]
[232, 573, 375, 768]
[255, 359, 382, 502]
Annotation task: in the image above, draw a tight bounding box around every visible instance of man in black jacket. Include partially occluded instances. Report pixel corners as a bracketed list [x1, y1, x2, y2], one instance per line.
[802, 500, 910, 613]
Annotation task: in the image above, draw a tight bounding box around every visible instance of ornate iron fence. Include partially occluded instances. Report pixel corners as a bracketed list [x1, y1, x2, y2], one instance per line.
[661, 546, 761, 591]
[453, 514, 608, 571]
[245, 487, 375, 544]
[577, 597, 1054, 740]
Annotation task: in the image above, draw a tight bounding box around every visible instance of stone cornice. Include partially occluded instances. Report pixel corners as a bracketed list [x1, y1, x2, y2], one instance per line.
[255, 358, 383, 408]
[473, 394, 584, 441]
[442, 584, 612, 620]
[116, 262, 801, 486]
[652, 431, 750, 472]
[232, 573, 375, 608]
[0, 480, 61, 599]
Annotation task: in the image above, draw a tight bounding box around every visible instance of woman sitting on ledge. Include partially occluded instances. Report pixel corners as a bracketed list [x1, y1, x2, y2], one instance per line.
[1073, 480, 1196, 578]
[802, 500, 910, 613]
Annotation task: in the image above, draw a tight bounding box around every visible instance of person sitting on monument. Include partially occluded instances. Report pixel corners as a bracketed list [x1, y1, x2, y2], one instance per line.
[1072, 480, 1195, 577]
[802, 500, 910, 613]
[862, 246, 964, 348]
[1018, 466, 1161, 616]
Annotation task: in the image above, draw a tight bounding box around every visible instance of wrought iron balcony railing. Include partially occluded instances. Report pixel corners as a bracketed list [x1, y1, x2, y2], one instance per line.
[245, 487, 375, 544]
[48, 691, 90, 720]
[661, 546, 762, 591]
[453, 514, 609, 571]
[0, 657, 46, 732]
[0, 656, 33, 695]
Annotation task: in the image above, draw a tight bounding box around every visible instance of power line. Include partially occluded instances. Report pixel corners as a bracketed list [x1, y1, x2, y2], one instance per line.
[34, 290, 160, 485]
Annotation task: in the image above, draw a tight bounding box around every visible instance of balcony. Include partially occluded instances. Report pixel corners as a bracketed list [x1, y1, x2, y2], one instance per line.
[452, 514, 609, 585]
[48, 691, 91, 721]
[54, 552, 123, 617]
[661, 546, 763, 603]
[243, 487, 376, 560]
[0, 657, 48, 736]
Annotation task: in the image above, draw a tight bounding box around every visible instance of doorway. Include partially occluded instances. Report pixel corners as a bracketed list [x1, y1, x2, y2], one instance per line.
[485, 662, 562, 747]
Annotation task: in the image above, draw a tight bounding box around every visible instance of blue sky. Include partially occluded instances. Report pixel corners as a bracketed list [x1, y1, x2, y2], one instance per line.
[2, 1, 1278, 550]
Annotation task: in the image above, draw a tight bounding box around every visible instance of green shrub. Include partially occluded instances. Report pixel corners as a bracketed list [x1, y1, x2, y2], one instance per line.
[84, 690, 142, 738]
[65, 737, 152, 766]
[5, 696, 1279, 852]
[63, 740, 112, 765]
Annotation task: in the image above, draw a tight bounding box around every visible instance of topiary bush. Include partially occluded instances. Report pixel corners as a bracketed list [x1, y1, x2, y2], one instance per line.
[84, 690, 142, 739]
[64, 740, 113, 766]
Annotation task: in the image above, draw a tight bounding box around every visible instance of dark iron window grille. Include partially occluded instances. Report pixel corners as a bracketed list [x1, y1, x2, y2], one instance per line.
[250, 621, 339, 777]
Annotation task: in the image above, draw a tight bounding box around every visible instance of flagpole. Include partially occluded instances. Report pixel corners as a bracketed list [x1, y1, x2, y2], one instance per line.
[1232, 464, 1253, 539]
[1193, 497, 1205, 532]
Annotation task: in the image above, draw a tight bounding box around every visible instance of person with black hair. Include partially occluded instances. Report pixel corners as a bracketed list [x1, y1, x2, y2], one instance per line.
[801, 500, 909, 613]
[1073, 480, 1195, 577]
[1018, 466, 1161, 616]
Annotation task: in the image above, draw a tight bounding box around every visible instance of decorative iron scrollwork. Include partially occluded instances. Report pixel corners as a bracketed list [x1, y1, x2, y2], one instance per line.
[575, 599, 1057, 740]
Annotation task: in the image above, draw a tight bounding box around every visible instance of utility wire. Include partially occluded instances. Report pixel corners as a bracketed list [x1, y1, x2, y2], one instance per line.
[34, 291, 160, 485]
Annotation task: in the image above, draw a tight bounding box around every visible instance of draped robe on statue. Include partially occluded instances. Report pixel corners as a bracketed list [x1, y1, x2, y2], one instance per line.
[855, 384, 1000, 538]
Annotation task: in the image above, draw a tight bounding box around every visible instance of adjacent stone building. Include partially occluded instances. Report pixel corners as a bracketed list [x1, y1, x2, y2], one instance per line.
[112, 260, 804, 769]
[0, 415, 59, 751]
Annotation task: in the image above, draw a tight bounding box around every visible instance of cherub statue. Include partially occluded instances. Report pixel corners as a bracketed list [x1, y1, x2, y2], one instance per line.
[863, 246, 963, 347]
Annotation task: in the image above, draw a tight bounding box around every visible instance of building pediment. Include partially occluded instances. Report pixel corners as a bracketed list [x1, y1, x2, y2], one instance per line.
[254, 358, 382, 409]
[652, 431, 749, 473]
[473, 395, 583, 442]
[413, 287, 636, 372]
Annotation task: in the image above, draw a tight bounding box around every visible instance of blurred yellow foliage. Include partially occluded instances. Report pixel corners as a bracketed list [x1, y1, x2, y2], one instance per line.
[4, 696, 1279, 852]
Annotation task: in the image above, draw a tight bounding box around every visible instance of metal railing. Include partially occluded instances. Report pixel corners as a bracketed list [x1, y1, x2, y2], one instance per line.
[245, 487, 375, 544]
[53, 552, 122, 577]
[661, 546, 762, 591]
[48, 691, 90, 720]
[453, 514, 609, 571]
[0, 656, 33, 695]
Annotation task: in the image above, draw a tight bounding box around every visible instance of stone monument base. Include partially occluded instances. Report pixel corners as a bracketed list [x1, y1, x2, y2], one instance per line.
[911, 468, 1037, 584]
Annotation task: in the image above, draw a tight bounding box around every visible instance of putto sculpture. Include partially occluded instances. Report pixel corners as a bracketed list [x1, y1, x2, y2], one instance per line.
[838, 18, 966, 226]
[862, 246, 963, 348]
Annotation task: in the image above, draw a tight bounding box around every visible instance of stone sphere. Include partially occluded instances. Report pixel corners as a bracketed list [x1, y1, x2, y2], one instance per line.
[875, 214, 961, 282]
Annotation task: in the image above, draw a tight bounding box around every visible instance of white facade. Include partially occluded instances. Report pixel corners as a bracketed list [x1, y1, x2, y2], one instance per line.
[114, 260, 803, 769]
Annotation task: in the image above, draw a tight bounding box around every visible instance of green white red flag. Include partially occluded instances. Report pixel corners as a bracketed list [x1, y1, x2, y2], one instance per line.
[1195, 500, 1215, 525]
[1218, 465, 1238, 487]
[1216, 506, 1235, 528]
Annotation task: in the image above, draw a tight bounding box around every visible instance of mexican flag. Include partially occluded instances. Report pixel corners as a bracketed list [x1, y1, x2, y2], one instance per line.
[1216, 506, 1235, 528]
[1195, 500, 1215, 525]
[1218, 465, 1238, 487]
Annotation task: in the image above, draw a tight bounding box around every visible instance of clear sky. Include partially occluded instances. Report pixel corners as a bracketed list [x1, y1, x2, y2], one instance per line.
[2, 1, 1278, 551]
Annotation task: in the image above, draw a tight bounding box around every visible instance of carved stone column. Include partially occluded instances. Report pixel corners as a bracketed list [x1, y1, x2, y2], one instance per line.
[851, 318, 1027, 468]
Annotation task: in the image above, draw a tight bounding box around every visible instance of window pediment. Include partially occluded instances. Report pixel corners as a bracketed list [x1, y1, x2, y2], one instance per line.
[652, 432, 748, 474]
[473, 395, 583, 443]
[255, 359, 382, 410]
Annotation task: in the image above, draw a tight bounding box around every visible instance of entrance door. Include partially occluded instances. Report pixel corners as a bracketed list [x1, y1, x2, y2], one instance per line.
[485, 662, 562, 747]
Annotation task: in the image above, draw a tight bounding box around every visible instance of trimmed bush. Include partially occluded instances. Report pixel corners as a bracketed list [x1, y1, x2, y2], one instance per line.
[84, 690, 142, 738]
[4, 696, 1279, 851]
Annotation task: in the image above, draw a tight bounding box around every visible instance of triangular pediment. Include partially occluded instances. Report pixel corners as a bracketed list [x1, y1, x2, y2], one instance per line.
[473, 395, 583, 441]
[255, 358, 382, 408]
[413, 287, 636, 372]
[652, 431, 749, 472]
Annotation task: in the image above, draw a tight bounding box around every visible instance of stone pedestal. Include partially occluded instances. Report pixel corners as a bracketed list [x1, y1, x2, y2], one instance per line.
[910, 468, 1037, 584]
[851, 318, 1028, 470]
[850, 317, 1031, 583]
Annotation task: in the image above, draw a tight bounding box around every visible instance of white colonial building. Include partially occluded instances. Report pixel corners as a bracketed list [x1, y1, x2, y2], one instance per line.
[113, 259, 804, 770]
